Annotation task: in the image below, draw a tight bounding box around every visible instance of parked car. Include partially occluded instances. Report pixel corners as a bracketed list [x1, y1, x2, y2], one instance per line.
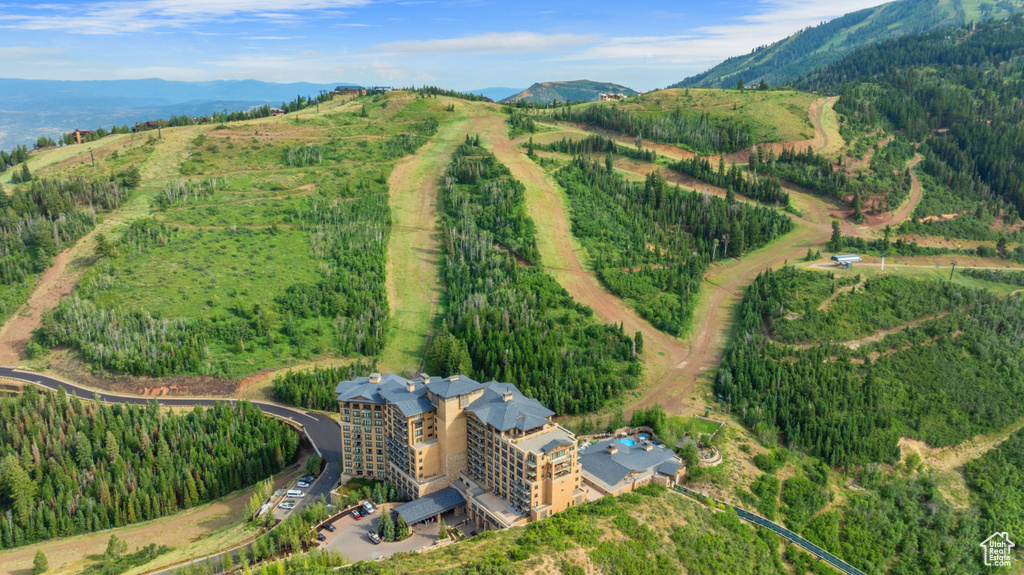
[286, 489, 305, 498]
[280, 503, 295, 510]
[317, 533, 326, 541]
[296, 481, 310, 488]
[325, 524, 336, 532]
[283, 500, 296, 505]
[368, 530, 381, 544]
[352, 509, 362, 520]
[361, 500, 375, 515]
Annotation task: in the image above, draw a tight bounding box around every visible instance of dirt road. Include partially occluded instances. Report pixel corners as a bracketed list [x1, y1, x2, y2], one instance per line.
[469, 103, 826, 417]
[0, 128, 196, 363]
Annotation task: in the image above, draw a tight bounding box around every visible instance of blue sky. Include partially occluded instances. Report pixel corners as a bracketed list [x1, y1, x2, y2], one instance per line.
[0, 0, 890, 91]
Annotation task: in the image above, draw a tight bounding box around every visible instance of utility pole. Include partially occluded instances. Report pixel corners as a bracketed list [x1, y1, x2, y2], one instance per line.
[158, 125, 162, 140]
[950, 261, 957, 281]
[89, 149, 94, 167]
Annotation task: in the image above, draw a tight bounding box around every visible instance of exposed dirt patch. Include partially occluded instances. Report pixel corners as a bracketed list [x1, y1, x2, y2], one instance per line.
[899, 418, 1024, 506]
[44, 351, 238, 397]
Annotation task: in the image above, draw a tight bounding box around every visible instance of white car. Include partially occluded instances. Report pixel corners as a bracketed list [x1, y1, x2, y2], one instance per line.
[279, 503, 295, 510]
[297, 481, 310, 488]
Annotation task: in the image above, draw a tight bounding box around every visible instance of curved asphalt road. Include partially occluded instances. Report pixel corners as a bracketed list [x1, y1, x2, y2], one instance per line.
[0, 366, 342, 516]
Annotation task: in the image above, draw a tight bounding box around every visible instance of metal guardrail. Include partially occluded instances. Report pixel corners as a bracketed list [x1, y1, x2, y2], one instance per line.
[675, 487, 866, 575]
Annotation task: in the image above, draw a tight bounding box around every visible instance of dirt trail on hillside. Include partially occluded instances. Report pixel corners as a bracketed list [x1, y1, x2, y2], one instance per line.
[0, 129, 196, 364]
[878, 155, 924, 229]
[470, 104, 824, 418]
[900, 418, 1024, 506]
[380, 100, 473, 375]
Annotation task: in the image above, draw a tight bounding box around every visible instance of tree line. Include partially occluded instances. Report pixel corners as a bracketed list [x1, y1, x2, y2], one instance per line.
[555, 155, 793, 335]
[0, 177, 130, 323]
[670, 154, 789, 206]
[0, 387, 298, 550]
[529, 134, 657, 163]
[550, 105, 755, 155]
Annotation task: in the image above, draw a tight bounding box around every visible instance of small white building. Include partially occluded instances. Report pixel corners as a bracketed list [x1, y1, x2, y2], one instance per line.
[831, 254, 862, 267]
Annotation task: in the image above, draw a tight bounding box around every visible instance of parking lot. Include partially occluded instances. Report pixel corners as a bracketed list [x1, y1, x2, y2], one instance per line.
[318, 508, 481, 562]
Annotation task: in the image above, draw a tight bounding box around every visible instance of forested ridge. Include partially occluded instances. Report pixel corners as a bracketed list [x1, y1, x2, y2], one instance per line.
[750, 140, 913, 221]
[675, 0, 1024, 88]
[555, 156, 793, 335]
[431, 138, 640, 414]
[0, 386, 298, 550]
[669, 154, 789, 207]
[798, 17, 1024, 233]
[717, 268, 1024, 466]
[549, 105, 755, 155]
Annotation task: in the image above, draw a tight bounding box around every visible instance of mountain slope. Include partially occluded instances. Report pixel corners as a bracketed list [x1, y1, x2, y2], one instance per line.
[501, 80, 636, 104]
[466, 87, 523, 102]
[673, 0, 1024, 89]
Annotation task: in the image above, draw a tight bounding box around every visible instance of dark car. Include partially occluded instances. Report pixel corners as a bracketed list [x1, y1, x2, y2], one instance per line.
[317, 533, 326, 541]
[368, 529, 381, 544]
[325, 524, 336, 532]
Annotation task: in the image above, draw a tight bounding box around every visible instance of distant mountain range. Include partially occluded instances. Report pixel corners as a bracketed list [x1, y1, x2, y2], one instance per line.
[466, 87, 524, 102]
[674, 0, 1024, 89]
[0, 78, 358, 150]
[500, 80, 636, 104]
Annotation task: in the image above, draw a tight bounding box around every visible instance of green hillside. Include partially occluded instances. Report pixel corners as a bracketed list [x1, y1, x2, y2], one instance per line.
[501, 80, 636, 104]
[674, 0, 1024, 89]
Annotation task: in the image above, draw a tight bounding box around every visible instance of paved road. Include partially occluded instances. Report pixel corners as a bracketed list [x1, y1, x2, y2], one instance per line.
[676, 487, 866, 575]
[0, 366, 345, 574]
[0, 366, 341, 461]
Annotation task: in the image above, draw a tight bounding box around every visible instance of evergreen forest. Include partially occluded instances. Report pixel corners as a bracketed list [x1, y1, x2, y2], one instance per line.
[0, 387, 298, 550]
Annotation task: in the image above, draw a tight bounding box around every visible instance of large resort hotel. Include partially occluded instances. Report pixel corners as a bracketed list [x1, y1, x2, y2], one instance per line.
[334, 373, 585, 529]
[334, 372, 687, 530]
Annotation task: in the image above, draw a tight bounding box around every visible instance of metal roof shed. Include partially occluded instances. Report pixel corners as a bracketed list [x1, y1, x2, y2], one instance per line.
[831, 254, 862, 264]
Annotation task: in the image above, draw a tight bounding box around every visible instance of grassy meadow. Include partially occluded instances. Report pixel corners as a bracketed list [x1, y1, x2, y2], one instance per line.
[26, 92, 455, 379]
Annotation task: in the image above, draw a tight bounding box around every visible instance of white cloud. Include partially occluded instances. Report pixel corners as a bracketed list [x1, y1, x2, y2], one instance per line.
[376, 31, 598, 55]
[561, 0, 888, 73]
[0, 0, 371, 34]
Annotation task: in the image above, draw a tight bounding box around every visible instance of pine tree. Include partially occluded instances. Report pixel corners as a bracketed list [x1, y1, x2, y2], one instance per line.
[437, 517, 447, 541]
[379, 511, 395, 542]
[395, 515, 409, 540]
[827, 220, 843, 252]
[32, 550, 48, 575]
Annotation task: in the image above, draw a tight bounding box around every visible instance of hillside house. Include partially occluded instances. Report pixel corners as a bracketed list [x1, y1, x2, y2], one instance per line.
[330, 88, 365, 97]
[73, 129, 96, 144]
[599, 93, 627, 101]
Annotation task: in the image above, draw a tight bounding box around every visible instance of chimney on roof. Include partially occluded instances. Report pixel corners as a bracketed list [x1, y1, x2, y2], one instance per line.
[503, 386, 513, 402]
[419, 373, 430, 383]
[448, 375, 459, 382]
[642, 441, 653, 452]
[406, 380, 416, 393]
[606, 443, 618, 455]
[369, 373, 381, 384]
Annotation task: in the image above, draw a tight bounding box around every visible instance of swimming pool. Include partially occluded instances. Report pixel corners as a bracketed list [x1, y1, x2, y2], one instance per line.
[618, 438, 636, 447]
